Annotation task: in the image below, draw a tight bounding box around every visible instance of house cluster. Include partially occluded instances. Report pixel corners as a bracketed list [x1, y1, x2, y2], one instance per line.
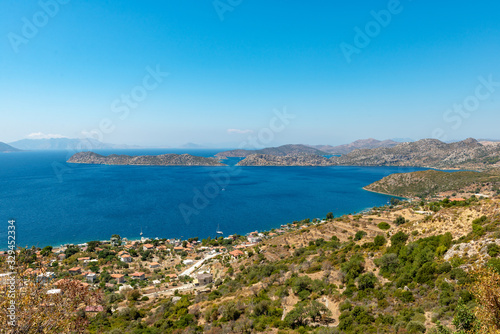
[1, 226, 295, 308]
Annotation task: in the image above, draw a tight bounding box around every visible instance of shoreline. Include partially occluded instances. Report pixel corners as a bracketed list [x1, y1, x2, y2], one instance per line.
[2, 198, 393, 251]
[362, 186, 411, 200]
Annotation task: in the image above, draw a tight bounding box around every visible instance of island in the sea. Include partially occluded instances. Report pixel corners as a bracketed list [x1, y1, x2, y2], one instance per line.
[67, 151, 226, 166]
[234, 138, 500, 170]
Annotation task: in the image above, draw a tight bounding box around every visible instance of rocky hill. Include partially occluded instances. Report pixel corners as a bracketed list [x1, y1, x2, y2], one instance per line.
[312, 138, 399, 155]
[330, 138, 500, 170]
[68, 151, 226, 166]
[215, 144, 327, 158]
[236, 153, 332, 166]
[234, 138, 500, 169]
[0, 142, 21, 152]
[364, 169, 500, 198]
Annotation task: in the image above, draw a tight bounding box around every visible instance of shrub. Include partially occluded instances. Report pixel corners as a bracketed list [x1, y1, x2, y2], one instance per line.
[378, 222, 391, 230]
[374, 253, 399, 275]
[394, 216, 406, 226]
[487, 258, 500, 274]
[436, 262, 452, 274]
[391, 231, 409, 246]
[354, 231, 366, 241]
[357, 272, 377, 290]
[374, 235, 386, 247]
[487, 243, 500, 257]
[406, 321, 426, 333]
[339, 301, 352, 312]
[399, 291, 415, 303]
[415, 262, 436, 284]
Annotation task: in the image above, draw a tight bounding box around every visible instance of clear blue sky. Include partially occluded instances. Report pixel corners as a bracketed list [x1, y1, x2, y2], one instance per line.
[1, 0, 499, 147]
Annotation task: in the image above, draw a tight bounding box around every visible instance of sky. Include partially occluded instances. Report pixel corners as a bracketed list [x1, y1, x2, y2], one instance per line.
[1, 0, 499, 147]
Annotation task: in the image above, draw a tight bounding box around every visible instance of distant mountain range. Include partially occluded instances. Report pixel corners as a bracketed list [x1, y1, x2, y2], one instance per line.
[235, 138, 500, 170]
[215, 139, 402, 158]
[330, 138, 500, 169]
[310, 138, 400, 155]
[215, 144, 327, 158]
[180, 143, 207, 149]
[8, 138, 141, 151]
[0, 142, 21, 152]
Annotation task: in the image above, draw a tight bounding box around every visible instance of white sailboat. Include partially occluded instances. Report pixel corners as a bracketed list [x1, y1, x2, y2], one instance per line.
[216, 223, 223, 235]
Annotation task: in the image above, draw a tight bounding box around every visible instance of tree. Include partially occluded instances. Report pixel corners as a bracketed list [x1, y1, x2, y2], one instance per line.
[453, 299, 477, 332]
[40, 246, 53, 257]
[374, 253, 399, 275]
[326, 212, 334, 220]
[390, 198, 401, 206]
[374, 235, 386, 247]
[393, 215, 406, 226]
[354, 231, 366, 241]
[64, 245, 80, 257]
[128, 289, 142, 301]
[357, 272, 377, 290]
[86, 241, 100, 253]
[285, 302, 307, 327]
[308, 300, 331, 322]
[390, 231, 409, 247]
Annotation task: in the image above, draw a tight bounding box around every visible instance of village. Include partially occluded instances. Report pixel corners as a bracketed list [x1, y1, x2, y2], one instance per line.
[0, 222, 318, 316]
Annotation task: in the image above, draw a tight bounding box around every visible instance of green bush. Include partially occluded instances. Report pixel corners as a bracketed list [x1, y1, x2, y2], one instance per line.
[378, 222, 391, 230]
[374, 253, 399, 275]
[406, 320, 426, 333]
[374, 235, 386, 247]
[436, 262, 452, 274]
[339, 301, 352, 312]
[354, 231, 366, 241]
[487, 243, 500, 257]
[357, 272, 377, 290]
[487, 257, 500, 274]
[399, 291, 415, 303]
[394, 216, 406, 226]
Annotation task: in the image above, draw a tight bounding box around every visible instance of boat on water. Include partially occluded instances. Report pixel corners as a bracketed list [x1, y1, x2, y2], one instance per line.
[216, 223, 223, 235]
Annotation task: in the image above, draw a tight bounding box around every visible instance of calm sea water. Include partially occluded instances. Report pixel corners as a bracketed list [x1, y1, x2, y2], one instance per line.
[0, 149, 426, 249]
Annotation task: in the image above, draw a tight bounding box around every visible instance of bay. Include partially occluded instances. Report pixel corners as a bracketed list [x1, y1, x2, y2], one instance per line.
[0, 149, 426, 249]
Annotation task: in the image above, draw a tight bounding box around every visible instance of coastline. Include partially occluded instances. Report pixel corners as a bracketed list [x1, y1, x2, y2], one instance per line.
[362, 186, 411, 200]
[3, 200, 391, 251]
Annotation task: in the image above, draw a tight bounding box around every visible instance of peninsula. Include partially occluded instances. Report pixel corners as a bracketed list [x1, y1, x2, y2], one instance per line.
[235, 138, 500, 170]
[237, 153, 332, 166]
[67, 151, 226, 166]
[215, 144, 327, 158]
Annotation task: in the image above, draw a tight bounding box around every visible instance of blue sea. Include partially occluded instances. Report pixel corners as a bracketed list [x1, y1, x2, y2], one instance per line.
[0, 149, 426, 249]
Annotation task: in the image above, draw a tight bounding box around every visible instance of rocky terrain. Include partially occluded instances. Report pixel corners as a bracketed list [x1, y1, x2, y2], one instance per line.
[235, 138, 500, 170]
[330, 138, 500, 170]
[68, 151, 226, 166]
[311, 138, 399, 155]
[236, 153, 332, 166]
[215, 144, 327, 158]
[364, 169, 500, 198]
